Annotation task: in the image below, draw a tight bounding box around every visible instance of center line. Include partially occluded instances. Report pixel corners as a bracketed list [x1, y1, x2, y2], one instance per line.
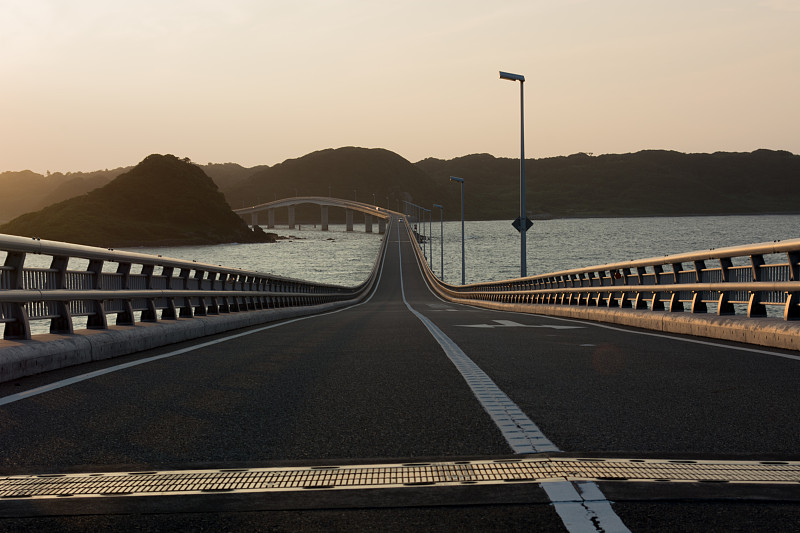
[395, 224, 557, 454]
[396, 222, 631, 533]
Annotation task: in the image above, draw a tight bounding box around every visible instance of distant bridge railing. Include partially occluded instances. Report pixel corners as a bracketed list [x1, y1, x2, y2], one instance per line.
[405, 220, 800, 321]
[0, 230, 387, 340]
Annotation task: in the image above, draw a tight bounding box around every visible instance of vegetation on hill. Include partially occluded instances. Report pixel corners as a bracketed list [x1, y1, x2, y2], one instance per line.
[418, 149, 800, 220]
[0, 168, 123, 222]
[0, 155, 271, 247]
[0, 163, 264, 223]
[223, 147, 800, 223]
[201, 162, 269, 191]
[2, 148, 798, 243]
[224, 147, 437, 223]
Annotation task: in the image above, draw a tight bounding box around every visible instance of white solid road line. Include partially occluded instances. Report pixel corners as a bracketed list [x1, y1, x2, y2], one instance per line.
[400, 224, 630, 533]
[396, 225, 558, 454]
[543, 481, 632, 533]
[413, 247, 800, 363]
[0, 222, 394, 407]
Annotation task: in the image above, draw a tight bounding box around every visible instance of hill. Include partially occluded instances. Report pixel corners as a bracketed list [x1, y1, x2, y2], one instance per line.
[0, 169, 123, 223]
[0, 163, 264, 223]
[0, 154, 271, 247]
[417, 149, 800, 220]
[224, 147, 438, 222]
[201, 162, 269, 191]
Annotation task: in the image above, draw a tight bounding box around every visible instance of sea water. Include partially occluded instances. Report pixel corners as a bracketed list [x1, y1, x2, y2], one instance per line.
[6, 214, 799, 334]
[121, 214, 797, 287]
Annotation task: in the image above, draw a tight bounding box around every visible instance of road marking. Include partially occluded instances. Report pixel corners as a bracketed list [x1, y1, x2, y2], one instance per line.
[543, 481, 631, 533]
[402, 224, 630, 533]
[0, 220, 395, 407]
[417, 268, 800, 364]
[457, 319, 584, 330]
[503, 311, 800, 363]
[396, 225, 557, 454]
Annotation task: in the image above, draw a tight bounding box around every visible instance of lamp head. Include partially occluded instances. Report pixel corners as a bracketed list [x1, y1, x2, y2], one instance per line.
[449, 176, 464, 183]
[499, 71, 525, 82]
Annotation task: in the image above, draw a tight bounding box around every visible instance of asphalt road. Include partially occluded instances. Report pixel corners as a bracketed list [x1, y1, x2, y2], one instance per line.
[2, 217, 799, 531]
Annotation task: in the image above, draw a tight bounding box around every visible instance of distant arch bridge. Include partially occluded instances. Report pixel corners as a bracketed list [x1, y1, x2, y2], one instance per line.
[233, 196, 391, 234]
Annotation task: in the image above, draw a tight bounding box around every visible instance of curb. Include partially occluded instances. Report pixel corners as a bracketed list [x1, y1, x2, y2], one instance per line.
[0, 300, 356, 383]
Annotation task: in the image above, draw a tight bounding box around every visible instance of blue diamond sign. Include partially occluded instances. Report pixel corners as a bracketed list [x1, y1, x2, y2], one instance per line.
[512, 216, 533, 233]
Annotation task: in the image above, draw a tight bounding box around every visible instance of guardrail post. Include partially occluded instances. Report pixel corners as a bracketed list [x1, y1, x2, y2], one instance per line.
[751, 254, 765, 281]
[650, 293, 665, 311]
[691, 292, 707, 314]
[86, 259, 108, 329]
[162, 267, 178, 319]
[115, 262, 135, 326]
[787, 252, 800, 321]
[207, 272, 220, 314]
[668, 292, 684, 312]
[785, 292, 800, 320]
[194, 270, 207, 316]
[142, 264, 155, 288]
[652, 265, 663, 284]
[693, 260, 706, 283]
[748, 291, 767, 317]
[748, 255, 766, 317]
[788, 252, 799, 281]
[179, 269, 194, 318]
[719, 257, 733, 282]
[49, 255, 74, 334]
[2, 251, 31, 340]
[717, 292, 735, 316]
[671, 263, 682, 284]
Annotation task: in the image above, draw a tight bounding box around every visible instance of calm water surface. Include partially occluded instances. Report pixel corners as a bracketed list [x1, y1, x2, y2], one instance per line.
[9, 215, 798, 334]
[123, 214, 798, 286]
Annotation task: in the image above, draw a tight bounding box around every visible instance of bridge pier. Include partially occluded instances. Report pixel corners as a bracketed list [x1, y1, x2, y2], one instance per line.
[268, 209, 275, 229]
[365, 214, 373, 233]
[346, 209, 353, 232]
[321, 205, 329, 231]
[378, 218, 386, 234]
[250, 212, 258, 227]
[288, 206, 295, 229]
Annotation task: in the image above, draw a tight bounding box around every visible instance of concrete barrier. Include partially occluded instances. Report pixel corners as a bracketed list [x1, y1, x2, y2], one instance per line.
[0, 299, 359, 383]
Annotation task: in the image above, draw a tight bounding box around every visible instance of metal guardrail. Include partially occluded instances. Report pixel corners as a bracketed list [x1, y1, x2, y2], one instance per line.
[405, 220, 800, 321]
[0, 230, 388, 340]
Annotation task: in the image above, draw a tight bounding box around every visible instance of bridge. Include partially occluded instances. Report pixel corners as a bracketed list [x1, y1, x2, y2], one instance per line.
[1, 216, 800, 531]
[234, 196, 391, 233]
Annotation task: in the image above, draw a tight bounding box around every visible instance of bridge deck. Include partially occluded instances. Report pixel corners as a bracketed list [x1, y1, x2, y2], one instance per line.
[2, 217, 800, 531]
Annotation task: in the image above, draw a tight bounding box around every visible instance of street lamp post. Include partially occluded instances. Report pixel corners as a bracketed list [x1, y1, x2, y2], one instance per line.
[500, 70, 529, 278]
[433, 203, 444, 281]
[423, 208, 432, 262]
[450, 176, 465, 285]
[427, 208, 432, 261]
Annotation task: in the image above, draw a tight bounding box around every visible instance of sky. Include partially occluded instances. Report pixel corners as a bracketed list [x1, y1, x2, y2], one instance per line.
[2, 0, 799, 174]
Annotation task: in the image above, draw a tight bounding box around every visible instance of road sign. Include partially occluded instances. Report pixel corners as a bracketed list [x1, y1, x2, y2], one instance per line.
[512, 216, 533, 233]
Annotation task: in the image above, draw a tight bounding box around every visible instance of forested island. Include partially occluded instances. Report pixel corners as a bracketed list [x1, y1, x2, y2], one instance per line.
[1, 147, 798, 246]
[0, 155, 272, 247]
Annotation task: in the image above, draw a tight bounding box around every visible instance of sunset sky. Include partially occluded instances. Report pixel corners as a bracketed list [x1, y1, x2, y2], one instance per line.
[2, 0, 799, 174]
